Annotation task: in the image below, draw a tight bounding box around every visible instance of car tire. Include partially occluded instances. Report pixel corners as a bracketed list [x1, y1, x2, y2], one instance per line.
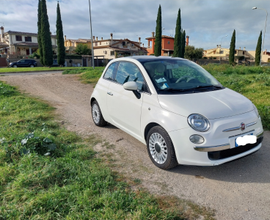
[91, 100, 107, 127]
[30, 65, 34, 67]
[13, 65, 17, 68]
[147, 126, 178, 170]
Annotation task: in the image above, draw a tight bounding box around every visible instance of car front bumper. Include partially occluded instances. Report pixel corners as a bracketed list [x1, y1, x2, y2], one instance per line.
[169, 110, 264, 166]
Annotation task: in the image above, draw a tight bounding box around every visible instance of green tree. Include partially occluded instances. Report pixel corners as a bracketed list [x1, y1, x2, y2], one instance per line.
[56, 1, 65, 66]
[184, 45, 203, 60]
[37, 0, 43, 65]
[173, 9, 182, 57]
[255, 31, 262, 66]
[75, 44, 92, 55]
[154, 5, 162, 56]
[41, 0, 53, 66]
[181, 30, 186, 58]
[229, 29, 236, 65]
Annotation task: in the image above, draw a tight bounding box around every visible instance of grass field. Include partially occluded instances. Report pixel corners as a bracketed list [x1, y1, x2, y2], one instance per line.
[62, 64, 270, 130]
[0, 66, 80, 73]
[0, 81, 215, 219]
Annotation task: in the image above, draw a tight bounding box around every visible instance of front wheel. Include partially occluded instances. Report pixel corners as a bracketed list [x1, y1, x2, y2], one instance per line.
[147, 126, 178, 170]
[13, 65, 17, 68]
[91, 100, 107, 127]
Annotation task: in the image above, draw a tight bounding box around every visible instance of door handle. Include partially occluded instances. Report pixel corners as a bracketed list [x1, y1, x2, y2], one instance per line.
[107, 92, 113, 96]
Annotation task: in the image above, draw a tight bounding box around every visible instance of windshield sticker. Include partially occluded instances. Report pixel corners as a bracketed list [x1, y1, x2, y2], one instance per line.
[160, 83, 169, 89]
[155, 77, 167, 83]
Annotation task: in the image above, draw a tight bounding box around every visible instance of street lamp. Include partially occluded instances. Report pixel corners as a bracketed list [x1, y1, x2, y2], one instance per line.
[252, 6, 268, 66]
[88, 0, 94, 69]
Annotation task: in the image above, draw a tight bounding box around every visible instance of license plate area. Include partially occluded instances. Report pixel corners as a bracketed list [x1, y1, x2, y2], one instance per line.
[229, 131, 256, 148]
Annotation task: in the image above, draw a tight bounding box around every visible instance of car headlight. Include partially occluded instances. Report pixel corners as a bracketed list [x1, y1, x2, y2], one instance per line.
[188, 114, 210, 132]
[253, 104, 260, 118]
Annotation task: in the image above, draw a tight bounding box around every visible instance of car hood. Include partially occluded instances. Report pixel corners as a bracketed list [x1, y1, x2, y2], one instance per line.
[158, 88, 253, 119]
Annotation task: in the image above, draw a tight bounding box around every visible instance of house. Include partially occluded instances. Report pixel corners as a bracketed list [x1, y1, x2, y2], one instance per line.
[64, 33, 147, 59]
[203, 45, 256, 63]
[0, 26, 57, 58]
[146, 32, 174, 56]
[64, 36, 92, 54]
[93, 34, 147, 59]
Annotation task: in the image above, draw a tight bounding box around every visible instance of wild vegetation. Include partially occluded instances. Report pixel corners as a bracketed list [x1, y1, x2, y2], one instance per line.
[0, 81, 215, 219]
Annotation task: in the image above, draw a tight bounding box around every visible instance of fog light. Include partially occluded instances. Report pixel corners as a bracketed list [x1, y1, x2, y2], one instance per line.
[190, 134, 204, 144]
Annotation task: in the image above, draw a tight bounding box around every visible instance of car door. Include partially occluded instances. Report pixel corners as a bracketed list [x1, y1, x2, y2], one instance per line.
[107, 61, 145, 139]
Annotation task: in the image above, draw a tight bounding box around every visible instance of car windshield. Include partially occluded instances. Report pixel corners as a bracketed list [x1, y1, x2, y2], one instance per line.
[142, 59, 224, 94]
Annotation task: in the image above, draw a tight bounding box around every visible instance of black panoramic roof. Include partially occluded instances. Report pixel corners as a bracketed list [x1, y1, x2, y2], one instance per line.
[126, 55, 184, 63]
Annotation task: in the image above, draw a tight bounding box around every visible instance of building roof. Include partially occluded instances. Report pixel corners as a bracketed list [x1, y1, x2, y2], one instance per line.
[146, 35, 174, 40]
[5, 30, 56, 38]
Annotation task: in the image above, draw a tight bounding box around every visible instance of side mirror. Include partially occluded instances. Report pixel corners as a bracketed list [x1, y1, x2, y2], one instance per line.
[123, 81, 138, 91]
[123, 81, 141, 99]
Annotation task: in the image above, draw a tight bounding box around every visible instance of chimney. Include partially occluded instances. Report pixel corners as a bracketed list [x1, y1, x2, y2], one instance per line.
[64, 35, 66, 41]
[96, 36, 98, 41]
[110, 33, 113, 39]
[93, 36, 95, 41]
[138, 37, 141, 43]
[101, 37, 103, 40]
[152, 32, 155, 37]
[244, 47, 246, 51]
[0, 26, 4, 40]
[239, 47, 241, 50]
[186, 36, 189, 46]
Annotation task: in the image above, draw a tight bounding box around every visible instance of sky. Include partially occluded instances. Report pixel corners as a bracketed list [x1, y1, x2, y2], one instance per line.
[0, 0, 269, 51]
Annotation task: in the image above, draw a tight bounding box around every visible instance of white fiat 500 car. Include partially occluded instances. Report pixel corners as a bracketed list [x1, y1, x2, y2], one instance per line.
[90, 56, 264, 170]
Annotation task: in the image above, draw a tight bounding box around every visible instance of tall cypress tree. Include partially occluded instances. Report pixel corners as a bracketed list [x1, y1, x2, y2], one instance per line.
[229, 29, 236, 65]
[41, 0, 53, 66]
[181, 30, 186, 58]
[255, 31, 262, 66]
[37, 0, 44, 65]
[173, 9, 182, 57]
[56, 1, 65, 66]
[154, 5, 162, 56]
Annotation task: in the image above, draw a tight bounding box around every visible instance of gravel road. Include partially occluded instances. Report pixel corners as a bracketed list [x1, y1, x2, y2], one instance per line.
[1, 71, 270, 220]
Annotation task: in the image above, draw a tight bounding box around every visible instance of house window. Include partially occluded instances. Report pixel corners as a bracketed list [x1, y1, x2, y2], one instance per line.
[25, 36, 32, 42]
[16, 35, 22, 41]
[104, 51, 107, 54]
[110, 51, 114, 56]
[168, 41, 170, 44]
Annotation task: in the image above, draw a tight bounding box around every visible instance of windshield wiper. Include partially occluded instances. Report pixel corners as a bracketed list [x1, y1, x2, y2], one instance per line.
[195, 85, 223, 90]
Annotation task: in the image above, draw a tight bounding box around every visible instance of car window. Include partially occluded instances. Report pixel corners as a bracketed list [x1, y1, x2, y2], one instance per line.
[142, 59, 223, 94]
[115, 62, 145, 91]
[103, 62, 116, 80]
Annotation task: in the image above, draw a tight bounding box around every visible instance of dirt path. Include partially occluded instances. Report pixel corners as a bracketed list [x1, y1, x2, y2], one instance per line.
[1, 72, 270, 220]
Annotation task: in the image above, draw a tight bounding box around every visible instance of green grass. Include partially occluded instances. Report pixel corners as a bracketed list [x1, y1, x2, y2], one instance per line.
[0, 66, 81, 73]
[0, 81, 215, 219]
[203, 64, 270, 130]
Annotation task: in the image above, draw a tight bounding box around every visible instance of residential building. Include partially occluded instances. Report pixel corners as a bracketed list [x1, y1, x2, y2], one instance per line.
[0, 26, 57, 57]
[64, 33, 147, 59]
[93, 34, 147, 59]
[145, 32, 190, 56]
[64, 36, 92, 54]
[203, 45, 256, 63]
[146, 32, 174, 56]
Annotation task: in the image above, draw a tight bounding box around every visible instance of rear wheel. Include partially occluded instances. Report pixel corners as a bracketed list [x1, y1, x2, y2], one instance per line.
[147, 126, 178, 170]
[91, 100, 107, 127]
[30, 64, 34, 67]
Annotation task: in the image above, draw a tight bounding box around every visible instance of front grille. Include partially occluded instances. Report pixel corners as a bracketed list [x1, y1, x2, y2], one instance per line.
[208, 136, 263, 160]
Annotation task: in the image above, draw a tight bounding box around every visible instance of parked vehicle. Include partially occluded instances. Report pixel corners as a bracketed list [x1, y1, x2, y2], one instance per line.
[9, 59, 37, 68]
[90, 56, 264, 170]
